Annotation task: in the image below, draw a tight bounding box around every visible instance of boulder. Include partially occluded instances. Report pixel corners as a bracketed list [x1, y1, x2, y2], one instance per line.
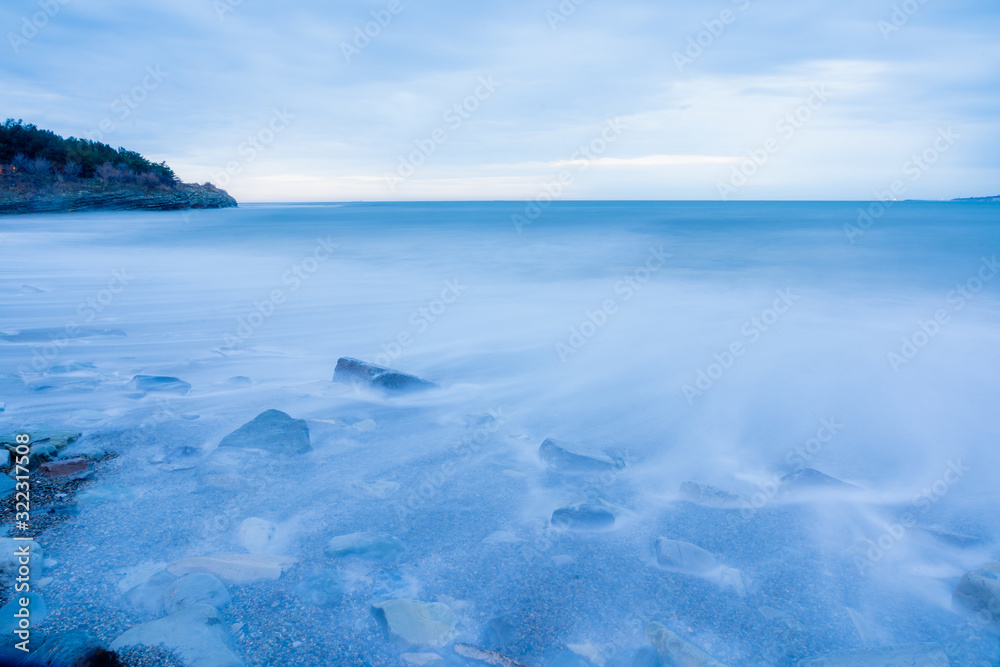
[110, 603, 244, 667]
[163, 573, 231, 613]
[373, 599, 458, 649]
[953, 563, 1000, 625]
[218, 410, 311, 455]
[238, 518, 276, 554]
[645, 622, 727, 667]
[0, 538, 43, 580]
[20, 630, 113, 667]
[131, 375, 192, 395]
[333, 357, 438, 393]
[324, 532, 405, 560]
[166, 554, 297, 585]
[0, 593, 48, 635]
[1, 428, 80, 454]
[124, 569, 177, 616]
[538, 438, 619, 473]
[797, 643, 949, 666]
[295, 570, 344, 608]
[551, 505, 615, 531]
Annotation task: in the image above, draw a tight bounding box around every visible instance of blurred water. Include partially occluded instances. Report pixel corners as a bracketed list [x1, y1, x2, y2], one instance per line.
[1, 201, 998, 665]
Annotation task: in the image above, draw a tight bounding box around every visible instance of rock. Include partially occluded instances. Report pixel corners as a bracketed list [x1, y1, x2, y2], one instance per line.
[1, 427, 81, 453]
[655, 537, 719, 573]
[626, 646, 658, 667]
[645, 622, 726, 667]
[0, 476, 14, 499]
[679, 482, 745, 509]
[0, 538, 43, 580]
[238, 518, 276, 554]
[454, 643, 532, 667]
[163, 573, 231, 613]
[1, 181, 237, 214]
[797, 643, 950, 666]
[401, 654, 443, 666]
[166, 554, 297, 585]
[39, 459, 89, 477]
[218, 410, 311, 455]
[373, 599, 459, 649]
[20, 630, 114, 667]
[538, 438, 619, 473]
[131, 375, 192, 395]
[324, 532, 405, 560]
[110, 603, 244, 667]
[333, 357, 438, 393]
[295, 571, 344, 608]
[0, 593, 48, 635]
[780, 469, 859, 497]
[124, 569, 177, 616]
[353, 418, 378, 432]
[953, 564, 1000, 625]
[29, 443, 58, 468]
[567, 643, 605, 666]
[551, 505, 615, 531]
[76, 484, 137, 505]
[0, 448, 9, 467]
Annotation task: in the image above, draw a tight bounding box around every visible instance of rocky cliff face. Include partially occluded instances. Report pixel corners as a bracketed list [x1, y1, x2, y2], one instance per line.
[0, 181, 237, 214]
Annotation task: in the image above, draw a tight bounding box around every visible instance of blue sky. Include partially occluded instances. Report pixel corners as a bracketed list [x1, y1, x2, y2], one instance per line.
[2, 0, 998, 201]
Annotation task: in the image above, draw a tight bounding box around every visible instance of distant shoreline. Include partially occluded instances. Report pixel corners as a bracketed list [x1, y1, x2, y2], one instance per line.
[0, 179, 237, 215]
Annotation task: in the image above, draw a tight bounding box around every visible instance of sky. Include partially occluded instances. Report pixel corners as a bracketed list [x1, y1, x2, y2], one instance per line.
[1, 0, 998, 202]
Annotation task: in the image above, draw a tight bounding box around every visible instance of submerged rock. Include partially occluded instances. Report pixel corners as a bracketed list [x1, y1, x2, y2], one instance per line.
[373, 599, 458, 649]
[22, 630, 114, 667]
[333, 357, 438, 393]
[295, 570, 344, 608]
[325, 532, 405, 560]
[551, 504, 616, 531]
[111, 603, 244, 667]
[218, 410, 311, 455]
[0, 593, 48, 635]
[780, 468, 859, 497]
[454, 643, 532, 667]
[538, 438, 619, 474]
[953, 563, 1000, 625]
[655, 537, 719, 573]
[797, 643, 949, 666]
[76, 484, 137, 505]
[0, 538, 44, 580]
[645, 622, 727, 667]
[163, 573, 231, 613]
[166, 554, 297, 585]
[131, 375, 192, 395]
[238, 518, 276, 554]
[679, 482, 745, 509]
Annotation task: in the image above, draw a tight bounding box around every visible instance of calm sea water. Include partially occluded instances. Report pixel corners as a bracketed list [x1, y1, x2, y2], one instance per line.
[1, 201, 998, 664]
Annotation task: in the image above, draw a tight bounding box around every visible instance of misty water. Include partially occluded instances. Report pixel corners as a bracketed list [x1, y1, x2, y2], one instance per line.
[1, 201, 999, 666]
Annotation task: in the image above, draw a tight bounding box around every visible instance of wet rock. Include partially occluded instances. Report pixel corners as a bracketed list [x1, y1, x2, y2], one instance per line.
[0, 593, 48, 634]
[454, 643, 532, 666]
[163, 573, 231, 613]
[0, 539, 44, 580]
[39, 458, 89, 477]
[295, 570, 344, 608]
[76, 484, 137, 505]
[625, 646, 658, 667]
[780, 468, 859, 497]
[538, 438, 619, 474]
[218, 410, 312, 455]
[333, 357, 438, 393]
[797, 643, 949, 666]
[0, 448, 8, 467]
[166, 554, 297, 585]
[29, 443, 58, 469]
[551, 505, 615, 531]
[679, 482, 745, 509]
[0, 476, 14, 499]
[131, 375, 192, 395]
[645, 622, 726, 667]
[374, 599, 458, 649]
[325, 532, 405, 560]
[238, 518, 276, 554]
[655, 537, 719, 573]
[124, 569, 177, 616]
[21, 630, 114, 667]
[1, 427, 81, 454]
[110, 603, 244, 667]
[953, 563, 1000, 625]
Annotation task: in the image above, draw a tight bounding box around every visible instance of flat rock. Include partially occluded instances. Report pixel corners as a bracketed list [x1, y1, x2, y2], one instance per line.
[797, 643, 950, 666]
[166, 554, 297, 585]
[325, 532, 405, 560]
[373, 599, 458, 649]
[0, 593, 48, 635]
[333, 357, 438, 393]
[238, 518, 276, 554]
[39, 459, 89, 477]
[655, 537, 719, 573]
[645, 622, 727, 667]
[110, 603, 244, 667]
[551, 504, 616, 531]
[131, 375, 192, 395]
[76, 484, 137, 505]
[953, 564, 1000, 625]
[679, 482, 745, 509]
[1, 427, 81, 453]
[20, 629, 113, 667]
[538, 438, 618, 473]
[218, 410, 311, 455]
[163, 573, 231, 613]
